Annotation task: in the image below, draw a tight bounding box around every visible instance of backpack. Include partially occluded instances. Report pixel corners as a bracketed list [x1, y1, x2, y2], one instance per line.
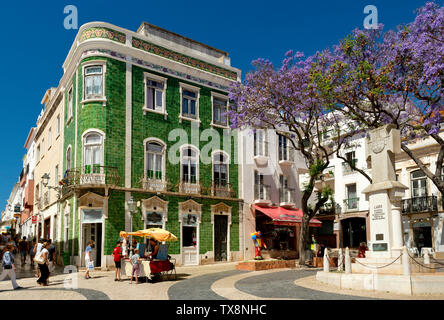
[2, 251, 12, 266]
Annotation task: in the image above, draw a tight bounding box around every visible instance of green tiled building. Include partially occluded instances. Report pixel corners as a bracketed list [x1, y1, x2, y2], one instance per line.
[59, 22, 242, 267]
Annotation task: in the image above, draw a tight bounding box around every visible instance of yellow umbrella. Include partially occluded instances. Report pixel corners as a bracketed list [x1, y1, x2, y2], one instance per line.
[134, 228, 178, 242]
[119, 230, 145, 238]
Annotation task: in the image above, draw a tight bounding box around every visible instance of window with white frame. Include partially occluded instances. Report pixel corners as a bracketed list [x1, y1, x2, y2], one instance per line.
[66, 147, 72, 170]
[145, 77, 165, 112]
[280, 175, 291, 203]
[83, 132, 103, 174]
[411, 170, 428, 197]
[181, 85, 199, 120]
[84, 65, 104, 100]
[212, 96, 228, 126]
[145, 141, 165, 180]
[181, 147, 198, 184]
[213, 152, 228, 186]
[278, 134, 289, 161]
[145, 211, 163, 229]
[254, 171, 267, 200]
[67, 87, 73, 120]
[254, 130, 266, 156]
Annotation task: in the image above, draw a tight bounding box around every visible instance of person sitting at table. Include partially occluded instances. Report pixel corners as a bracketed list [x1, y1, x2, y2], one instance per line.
[146, 239, 159, 260]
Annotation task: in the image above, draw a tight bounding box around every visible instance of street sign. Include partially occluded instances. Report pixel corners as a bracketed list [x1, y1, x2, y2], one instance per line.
[32, 216, 37, 224]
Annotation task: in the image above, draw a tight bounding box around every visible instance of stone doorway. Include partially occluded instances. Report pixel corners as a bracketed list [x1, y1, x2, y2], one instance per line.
[341, 217, 366, 249]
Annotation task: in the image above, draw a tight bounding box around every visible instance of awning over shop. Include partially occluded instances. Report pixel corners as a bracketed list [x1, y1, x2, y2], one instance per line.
[253, 205, 322, 227]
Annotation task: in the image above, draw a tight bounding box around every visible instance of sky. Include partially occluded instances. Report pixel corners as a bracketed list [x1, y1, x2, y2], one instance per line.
[0, 0, 427, 207]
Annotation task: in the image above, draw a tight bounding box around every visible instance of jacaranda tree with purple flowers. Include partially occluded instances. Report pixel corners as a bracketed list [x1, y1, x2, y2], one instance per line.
[313, 2, 444, 196]
[228, 52, 362, 264]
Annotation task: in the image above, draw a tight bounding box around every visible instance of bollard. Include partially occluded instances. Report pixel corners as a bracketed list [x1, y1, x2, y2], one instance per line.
[338, 248, 344, 272]
[402, 246, 411, 276]
[345, 247, 351, 274]
[423, 248, 430, 265]
[323, 249, 330, 273]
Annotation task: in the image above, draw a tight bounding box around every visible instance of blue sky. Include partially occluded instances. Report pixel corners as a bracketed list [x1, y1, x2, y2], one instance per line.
[0, 0, 426, 206]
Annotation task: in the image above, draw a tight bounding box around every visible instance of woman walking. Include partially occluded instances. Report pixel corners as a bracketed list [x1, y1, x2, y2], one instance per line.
[84, 240, 94, 279]
[36, 242, 50, 286]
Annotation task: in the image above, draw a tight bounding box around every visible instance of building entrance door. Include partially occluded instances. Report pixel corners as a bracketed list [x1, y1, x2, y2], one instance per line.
[413, 223, 432, 253]
[341, 217, 366, 248]
[81, 223, 102, 267]
[214, 215, 228, 261]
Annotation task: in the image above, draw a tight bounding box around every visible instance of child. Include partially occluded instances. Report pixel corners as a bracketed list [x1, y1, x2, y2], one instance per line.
[130, 249, 141, 284]
[112, 240, 122, 281]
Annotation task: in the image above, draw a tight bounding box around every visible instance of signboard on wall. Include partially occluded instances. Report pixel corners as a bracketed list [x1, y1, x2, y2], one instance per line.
[32, 216, 37, 224]
[82, 209, 103, 224]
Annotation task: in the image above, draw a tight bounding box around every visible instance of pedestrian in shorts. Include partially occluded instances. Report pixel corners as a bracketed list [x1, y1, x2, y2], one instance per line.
[130, 249, 141, 284]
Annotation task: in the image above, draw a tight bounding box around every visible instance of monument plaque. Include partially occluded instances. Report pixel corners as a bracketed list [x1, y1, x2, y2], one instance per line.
[362, 124, 408, 258]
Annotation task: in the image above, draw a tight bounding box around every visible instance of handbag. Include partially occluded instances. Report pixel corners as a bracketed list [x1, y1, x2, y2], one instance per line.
[34, 251, 45, 264]
[87, 260, 94, 270]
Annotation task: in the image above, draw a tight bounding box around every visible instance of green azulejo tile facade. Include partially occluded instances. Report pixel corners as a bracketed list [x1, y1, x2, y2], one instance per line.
[59, 42, 241, 267]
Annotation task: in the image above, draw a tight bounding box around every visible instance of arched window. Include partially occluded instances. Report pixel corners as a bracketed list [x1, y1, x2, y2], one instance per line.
[83, 132, 104, 174]
[145, 140, 165, 180]
[411, 170, 427, 198]
[213, 152, 228, 186]
[181, 146, 198, 184]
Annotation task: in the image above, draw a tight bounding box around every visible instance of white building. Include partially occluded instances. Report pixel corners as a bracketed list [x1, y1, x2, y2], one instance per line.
[19, 127, 37, 239]
[238, 128, 313, 260]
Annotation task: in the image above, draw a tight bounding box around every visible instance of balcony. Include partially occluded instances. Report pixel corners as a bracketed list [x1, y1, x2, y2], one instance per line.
[211, 183, 235, 198]
[343, 197, 359, 212]
[402, 196, 438, 214]
[342, 159, 358, 175]
[61, 166, 121, 188]
[142, 171, 167, 192]
[278, 146, 295, 167]
[254, 141, 269, 166]
[279, 188, 295, 208]
[318, 202, 340, 216]
[254, 184, 271, 206]
[179, 181, 201, 194]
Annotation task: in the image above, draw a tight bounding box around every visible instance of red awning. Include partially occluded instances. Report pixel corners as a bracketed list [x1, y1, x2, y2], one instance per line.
[253, 205, 322, 227]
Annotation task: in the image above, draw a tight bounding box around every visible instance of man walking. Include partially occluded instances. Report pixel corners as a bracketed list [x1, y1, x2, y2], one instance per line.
[0, 244, 23, 290]
[18, 236, 29, 266]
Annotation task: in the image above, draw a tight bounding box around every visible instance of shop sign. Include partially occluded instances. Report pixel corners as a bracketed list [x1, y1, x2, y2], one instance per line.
[14, 205, 21, 213]
[32, 216, 37, 224]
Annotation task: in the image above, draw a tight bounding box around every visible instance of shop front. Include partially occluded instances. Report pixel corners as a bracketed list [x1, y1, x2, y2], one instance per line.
[253, 205, 322, 259]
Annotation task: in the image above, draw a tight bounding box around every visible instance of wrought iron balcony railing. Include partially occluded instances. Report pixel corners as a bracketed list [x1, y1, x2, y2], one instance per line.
[318, 202, 339, 216]
[343, 197, 359, 212]
[342, 159, 358, 175]
[142, 177, 167, 192]
[179, 181, 201, 194]
[61, 166, 121, 188]
[211, 182, 235, 198]
[402, 196, 438, 214]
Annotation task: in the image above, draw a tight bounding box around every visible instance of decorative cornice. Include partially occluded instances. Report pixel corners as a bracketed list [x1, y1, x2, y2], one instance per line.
[80, 27, 126, 44]
[81, 49, 231, 92]
[132, 37, 237, 81]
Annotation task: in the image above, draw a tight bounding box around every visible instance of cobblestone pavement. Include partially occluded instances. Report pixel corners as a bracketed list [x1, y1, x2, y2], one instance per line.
[1, 257, 444, 300]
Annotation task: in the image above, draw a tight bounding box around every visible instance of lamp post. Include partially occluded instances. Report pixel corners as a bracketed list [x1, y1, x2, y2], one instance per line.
[127, 196, 137, 242]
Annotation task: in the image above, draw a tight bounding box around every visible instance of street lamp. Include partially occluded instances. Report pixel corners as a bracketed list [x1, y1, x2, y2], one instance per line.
[127, 196, 137, 213]
[41, 173, 50, 187]
[41, 173, 62, 197]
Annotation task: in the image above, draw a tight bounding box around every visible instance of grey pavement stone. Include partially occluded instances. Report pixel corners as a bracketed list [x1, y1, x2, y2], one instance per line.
[234, 270, 381, 300]
[168, 269, 248, 300]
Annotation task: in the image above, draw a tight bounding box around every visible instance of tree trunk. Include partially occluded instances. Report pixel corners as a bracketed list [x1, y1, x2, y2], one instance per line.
[298, 214, 310, 265]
